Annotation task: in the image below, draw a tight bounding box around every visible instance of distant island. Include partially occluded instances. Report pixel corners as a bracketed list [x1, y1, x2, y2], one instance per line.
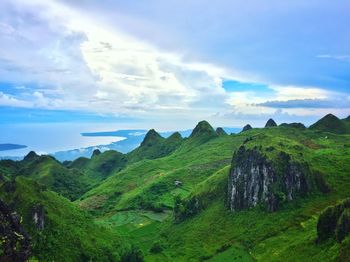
[0, 143, 27, 151]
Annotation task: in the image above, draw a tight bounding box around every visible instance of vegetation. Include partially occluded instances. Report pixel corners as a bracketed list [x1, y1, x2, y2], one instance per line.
[317, 198, 350, 242]
[1, 114, 350, 261]
[0, 177, 124, 261]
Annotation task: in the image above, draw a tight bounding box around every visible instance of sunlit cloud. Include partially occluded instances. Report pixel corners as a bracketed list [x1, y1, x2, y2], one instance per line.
[0, 0, 349, 128]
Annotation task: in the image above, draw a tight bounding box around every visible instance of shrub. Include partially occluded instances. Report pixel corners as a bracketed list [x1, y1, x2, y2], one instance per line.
[336, 209, 350, 242]
[317, 198, 350, 242]
[121, 246, 144, 262]
[150, 241, 164, 253]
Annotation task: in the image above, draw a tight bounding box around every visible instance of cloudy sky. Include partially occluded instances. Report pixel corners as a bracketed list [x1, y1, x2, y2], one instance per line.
[0, 0, 349, 133]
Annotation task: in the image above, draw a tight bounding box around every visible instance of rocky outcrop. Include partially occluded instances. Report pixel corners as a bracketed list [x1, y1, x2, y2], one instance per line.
[265, 119, 277, 128]
[241, 124, 252, 132]
[32, 205, 45, 230]
[23, 151, 39, 162]
[228, 146, 310, 212]
[0, 199, 31, 261]
[92, 149, 101, 157]
[216, 127, 227, 136]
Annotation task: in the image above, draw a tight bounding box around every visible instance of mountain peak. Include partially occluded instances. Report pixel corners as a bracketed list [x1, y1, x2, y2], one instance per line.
[265, 118, 277, 128]
[309, 114, 347, 134]
[216, 127, 227, 136]
[92, 149, 101, 157]
[241, 124, 252, 132]
[167, 132, 182, 141]
[190, 120, 217, 139]
[23, 151, 39, 162]
[140, 129, 163, 147]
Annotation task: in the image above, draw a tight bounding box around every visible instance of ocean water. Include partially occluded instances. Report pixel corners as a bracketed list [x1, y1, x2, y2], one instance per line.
[0, 123, 124, 157]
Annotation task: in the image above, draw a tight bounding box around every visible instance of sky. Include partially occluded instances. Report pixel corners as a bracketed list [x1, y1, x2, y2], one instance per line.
[0, 0, 350, 153]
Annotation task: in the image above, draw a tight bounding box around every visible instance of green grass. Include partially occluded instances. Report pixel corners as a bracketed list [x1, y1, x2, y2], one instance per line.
[208, 244, 254, 262]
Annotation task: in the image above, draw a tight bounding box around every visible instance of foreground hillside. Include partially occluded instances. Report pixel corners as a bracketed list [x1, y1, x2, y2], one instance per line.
[1, 113, 350, 261]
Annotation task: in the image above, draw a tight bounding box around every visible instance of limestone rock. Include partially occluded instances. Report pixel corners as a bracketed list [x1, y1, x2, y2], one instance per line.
[265, 119, 277, 128]
[241, 124, 252, 132]
[228, 146, 310, 212]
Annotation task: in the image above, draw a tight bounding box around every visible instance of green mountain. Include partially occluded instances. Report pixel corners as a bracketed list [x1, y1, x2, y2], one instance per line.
[0, 176, 125, 261]
[127, 129, 183, 164]
[17, 154, 93, 201]
[309, 113, 349, 134]
[69, 150, 128, 183]
[1, 115, 350, 261]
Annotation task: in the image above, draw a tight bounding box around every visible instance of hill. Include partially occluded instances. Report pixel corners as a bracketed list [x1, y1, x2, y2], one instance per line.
[69, 150, 128, 183]
[11, 153, 94, 200]
[127, 129, 183, 163]
[309, 113, 348, 134]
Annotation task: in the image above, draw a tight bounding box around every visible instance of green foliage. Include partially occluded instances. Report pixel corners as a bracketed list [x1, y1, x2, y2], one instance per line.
[317, 198, 350, 242]
[336, 209, 350, 242]
[0, 177, 124, 261]
[121, 245, 144, 262]
[149, 240, 164, 253]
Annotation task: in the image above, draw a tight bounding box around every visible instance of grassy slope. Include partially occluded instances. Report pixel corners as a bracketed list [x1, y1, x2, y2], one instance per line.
[0, 176, 124, 261]
[79, 126, 350, 261]
[69, 150, 128, 183]
[18, 155, 93, 200]
[126, 130, 182, 164]
[78, 132, 242, 213]
[67, 131, 183, 190]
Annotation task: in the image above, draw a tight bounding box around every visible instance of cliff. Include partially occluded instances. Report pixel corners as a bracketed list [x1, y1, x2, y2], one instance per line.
[228, 146, 311, 212]
[0, 199, 31, 261]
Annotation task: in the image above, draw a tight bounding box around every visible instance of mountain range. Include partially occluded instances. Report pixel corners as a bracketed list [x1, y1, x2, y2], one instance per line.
[1, 114, 350, 261]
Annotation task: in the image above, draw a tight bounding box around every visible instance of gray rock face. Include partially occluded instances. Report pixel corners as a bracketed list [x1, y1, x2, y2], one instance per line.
[32, 205, 45, 230]
[216, 127, 227, 136]
[265, 119, 277, 128]
[0, 199, 31, 260]
[228, 146, 310, 212]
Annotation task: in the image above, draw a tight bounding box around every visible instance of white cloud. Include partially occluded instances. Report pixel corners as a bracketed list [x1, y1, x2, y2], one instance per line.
[316, 54, 350, 62]
[0, 0, 348, 126]
[0, 91, 30, 107]
[0, 0, 233, 119]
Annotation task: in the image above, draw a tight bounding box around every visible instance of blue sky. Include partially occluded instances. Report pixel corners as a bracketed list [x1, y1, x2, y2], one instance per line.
[0, 0, 349, 135]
